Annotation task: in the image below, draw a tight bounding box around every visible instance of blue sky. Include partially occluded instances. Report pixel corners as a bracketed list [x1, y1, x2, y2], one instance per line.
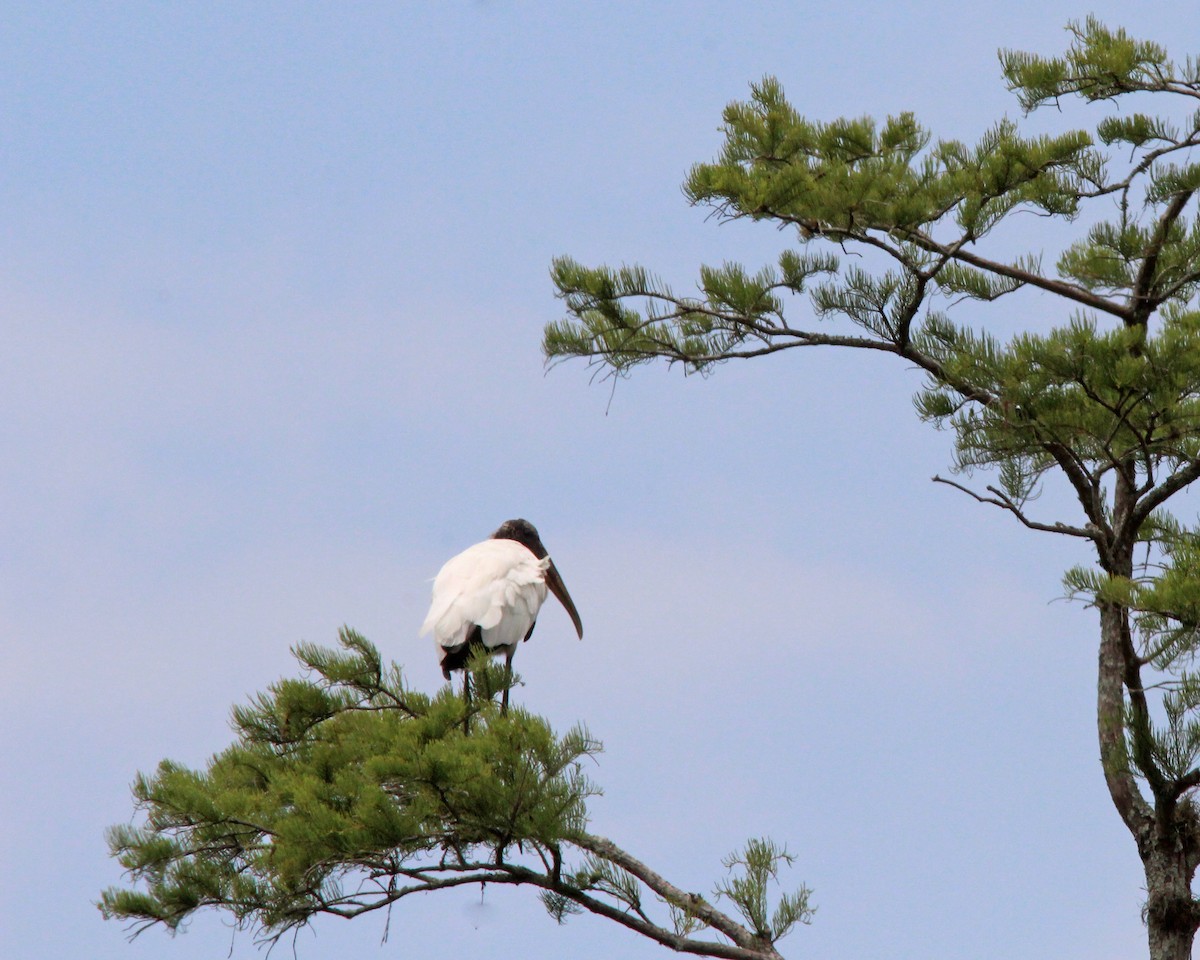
[4, 4, 1199, 959]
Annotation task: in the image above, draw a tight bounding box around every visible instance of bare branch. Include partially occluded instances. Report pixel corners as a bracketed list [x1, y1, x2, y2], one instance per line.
[1133, 458, 1200, 529]
[931, 475, 1099, 540]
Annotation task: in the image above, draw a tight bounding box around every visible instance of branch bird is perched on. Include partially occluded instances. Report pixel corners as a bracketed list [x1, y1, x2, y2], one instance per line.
[421, 519, 583, 715]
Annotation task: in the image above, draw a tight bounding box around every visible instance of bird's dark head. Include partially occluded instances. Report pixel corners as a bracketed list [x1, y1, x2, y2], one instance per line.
[490, 517, 583, 640]
[491, 518, 546, 558]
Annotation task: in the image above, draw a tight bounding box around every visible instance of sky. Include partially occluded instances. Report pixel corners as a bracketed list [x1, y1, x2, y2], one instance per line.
[4, 3, 1200, 959]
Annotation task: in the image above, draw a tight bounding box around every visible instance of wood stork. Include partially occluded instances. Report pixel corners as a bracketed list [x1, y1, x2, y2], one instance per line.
[421, 519, 583, 716]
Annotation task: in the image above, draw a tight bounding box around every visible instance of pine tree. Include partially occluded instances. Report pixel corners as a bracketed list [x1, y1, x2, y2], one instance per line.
[544, 18, 1200, 960]
[100, 631, 813, 959]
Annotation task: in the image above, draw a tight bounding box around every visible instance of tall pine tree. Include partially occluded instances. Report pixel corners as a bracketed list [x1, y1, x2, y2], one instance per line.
[545, 18, 1200, 960]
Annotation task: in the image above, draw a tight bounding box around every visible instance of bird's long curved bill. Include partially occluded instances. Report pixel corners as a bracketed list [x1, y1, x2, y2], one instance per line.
[546, 560, 584, 639]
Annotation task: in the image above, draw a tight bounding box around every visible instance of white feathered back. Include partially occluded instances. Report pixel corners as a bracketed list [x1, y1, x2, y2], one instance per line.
[421, 538, 550, 655]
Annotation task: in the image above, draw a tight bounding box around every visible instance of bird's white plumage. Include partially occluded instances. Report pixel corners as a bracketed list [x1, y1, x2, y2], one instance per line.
[421, 538, 551, 659]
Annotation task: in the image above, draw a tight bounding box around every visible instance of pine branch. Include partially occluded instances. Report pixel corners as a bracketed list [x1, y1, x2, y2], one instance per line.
[314, 851, 783, 960]
[1173, 765, 1200, 798]
[931, 475, 1098, 540]
[1133, 458, 1200, 529]
[907, 230, 1134, 322]
[576, 834, 777, 956]
[1098, 604, 1157, 835]
[1131, 188, 1198, 325]
[1122, 612, 1173, 801]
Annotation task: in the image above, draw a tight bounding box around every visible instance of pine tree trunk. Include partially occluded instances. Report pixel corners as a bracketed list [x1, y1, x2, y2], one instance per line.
[1098, 600, 1200, 960]
[1144, 839, 1200, 960]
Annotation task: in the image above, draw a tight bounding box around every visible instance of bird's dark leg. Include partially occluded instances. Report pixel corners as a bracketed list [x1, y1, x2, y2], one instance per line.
[501, 648, 514, 716]
[462, 670, 472, 735]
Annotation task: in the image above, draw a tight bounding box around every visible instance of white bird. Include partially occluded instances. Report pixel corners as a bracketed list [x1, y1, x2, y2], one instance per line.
[421, 519, 583, 716]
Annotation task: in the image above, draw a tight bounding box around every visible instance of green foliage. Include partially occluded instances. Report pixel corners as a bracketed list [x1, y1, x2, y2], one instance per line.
[100, 628, 601, 939]
[544, 252, 840, 376]
[1000, 17, 1181, 111]
[1124, 531, 1200, 670]
[714, 838, 815, 944]
[915, 308, 1200, 499]
[1066, 527, 1200, 800]
[562, 852, 643, 914]
[1136, 674, 1200, 785]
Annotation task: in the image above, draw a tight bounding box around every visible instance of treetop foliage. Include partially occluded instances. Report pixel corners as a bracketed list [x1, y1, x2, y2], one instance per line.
[545, 19, 1200, 383]
[1000, 17, 1199, 111]
[102, 631, 600, 936]
[102, 631, 812, 960]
